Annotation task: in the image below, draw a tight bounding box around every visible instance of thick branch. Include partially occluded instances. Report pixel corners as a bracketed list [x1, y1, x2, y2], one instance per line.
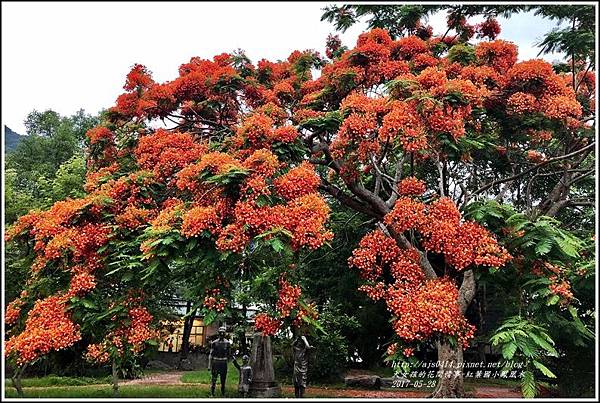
[385, 225, 438, 280]
[458, 270, 476, 314]
[318, 182, 379, 218]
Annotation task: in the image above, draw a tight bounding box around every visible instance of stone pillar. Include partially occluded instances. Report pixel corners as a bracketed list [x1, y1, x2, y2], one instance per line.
[249, 333, 281, 397]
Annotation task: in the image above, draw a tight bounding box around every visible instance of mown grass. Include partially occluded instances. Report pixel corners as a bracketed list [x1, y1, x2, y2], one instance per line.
[4, 375, 112, 388]
[3, 369, 169, 389]
[3, 380, 523, 399]
[4, 367, 523, 399]
[4, 383, 418, 399]
[4, 384, 240, 398]
[180, 362, 239, 385]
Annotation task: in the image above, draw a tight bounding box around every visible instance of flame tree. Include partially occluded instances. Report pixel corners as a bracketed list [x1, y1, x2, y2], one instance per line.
[4, 52, 332, 395]
[5, 15, 594, 398]
[304, 16, 594, 396]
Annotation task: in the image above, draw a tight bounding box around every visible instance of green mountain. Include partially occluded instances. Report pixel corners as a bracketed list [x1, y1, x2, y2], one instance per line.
[4, 126, 24, 153]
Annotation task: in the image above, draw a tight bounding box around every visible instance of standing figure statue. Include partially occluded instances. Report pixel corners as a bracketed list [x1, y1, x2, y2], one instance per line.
[292, 329, 313, 398]
[232, 354, 253, 398]
[208, 326, 233, 397]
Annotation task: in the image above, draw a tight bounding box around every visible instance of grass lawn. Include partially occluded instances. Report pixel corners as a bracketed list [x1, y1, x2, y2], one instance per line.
[4, 384, 242, 398]
[3, 369, 170, 389]
[4, 368, 523, 398]
[180, 362, 239, 385]
[4, 375, 112, 388]
[3, 383, 423, 399]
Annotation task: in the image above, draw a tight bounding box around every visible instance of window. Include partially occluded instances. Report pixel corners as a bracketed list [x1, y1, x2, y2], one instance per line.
[158, 318, 205, 353]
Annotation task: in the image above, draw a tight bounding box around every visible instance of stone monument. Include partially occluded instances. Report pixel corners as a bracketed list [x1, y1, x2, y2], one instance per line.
[248, 333, 281, 397]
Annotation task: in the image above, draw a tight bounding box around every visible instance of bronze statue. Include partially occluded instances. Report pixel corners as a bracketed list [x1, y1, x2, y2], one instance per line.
[208, 326, 232, 397]
[292, 330, 313, 398]
[232, 354, 253, 398]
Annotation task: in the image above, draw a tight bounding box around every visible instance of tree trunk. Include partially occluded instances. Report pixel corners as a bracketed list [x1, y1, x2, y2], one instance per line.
[431, 341, 465, 398]
[11, 363, 27, 398]
[431, 269, 476, 398]
[112, 357, 119, 398]
[179, 301, 195, 360]
[240, 302, 249, 355]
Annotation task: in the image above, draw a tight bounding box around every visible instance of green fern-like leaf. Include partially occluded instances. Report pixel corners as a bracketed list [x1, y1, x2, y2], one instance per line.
[521, 370, 537, 398]
[532, 361, 556, 378]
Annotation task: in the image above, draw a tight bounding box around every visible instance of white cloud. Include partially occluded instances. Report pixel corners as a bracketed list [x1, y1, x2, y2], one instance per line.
[2, 2, 564, 135]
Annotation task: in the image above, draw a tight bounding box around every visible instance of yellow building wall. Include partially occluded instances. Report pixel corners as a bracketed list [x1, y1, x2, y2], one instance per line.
[158, 319, 205, 353]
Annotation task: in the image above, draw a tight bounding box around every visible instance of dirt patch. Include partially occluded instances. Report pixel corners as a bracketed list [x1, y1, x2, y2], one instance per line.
[294, 387, 428, 398]
[120, 372, 184, 386]
[471, 386, 522, 398]
[343, 368, 380, 377]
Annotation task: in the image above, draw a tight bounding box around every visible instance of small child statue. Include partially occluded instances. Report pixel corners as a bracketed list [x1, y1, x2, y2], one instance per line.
[232, 354, 253, 398]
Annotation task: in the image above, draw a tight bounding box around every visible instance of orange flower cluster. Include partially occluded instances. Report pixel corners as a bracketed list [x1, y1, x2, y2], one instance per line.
[358, 282, 387, 301]
[475, 40, 518, 73]
[215, 223, 250, 253]
[138, 83, 177, 119]
[384, 197, 426, 233]
[391, 36, 429, 60]
[506, 92, 538, 115]
[340, 93, 389, 115]
[348, 182, 511, 350]
[272, 126, 299, 143]
[71, 224, 111, 260]
[348, 230, 477, 348]
[181, 206, 220, 237]
[7, 198, 88, 242]
[146, 199, 184, 233]
[476, 18, 501, 40]
[236, 113, 277, 148]
[347, 230, 401, 281]
[386, 277, 475, 348]
[399, 197, 513, 270]
[203, 288, 228, 312]
[276, 278, 302, 317]
[292, 302, 318, 328]
[86, 127, 114, 145]
[243, 149, 281, 177]
[128, 306, 155, 351]
[84, 343, 110, 364]
[274, 162, 320, 200]
[5, 295, 82, 365]
[115, 206, 154, 230]
[387, 342, 399, 356]
[67, 272, 97, 297]
[86, 303, 157, 363]
[284, 194, 334, 250]
[135, 129, 207, 178]
[84, 163, 120, 192]
[5, 297, 25, 326]
[380, 102, 427, 152]
[112, 92, 139, 118]
[254, 313, 281, 336]
[403, 347, 415, 357]
[391, 248, 425, 286]
[549, 276, 574, 304]
[527, 150, 546, 163]
[124, 64, 155, 91]
[398, 177, 426, 196]
[338, 112, 378, 142]
[505, 59, 582, 122]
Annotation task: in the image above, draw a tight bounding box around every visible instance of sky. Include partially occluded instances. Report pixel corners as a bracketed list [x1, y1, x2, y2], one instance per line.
[2, 2, 567, 135]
